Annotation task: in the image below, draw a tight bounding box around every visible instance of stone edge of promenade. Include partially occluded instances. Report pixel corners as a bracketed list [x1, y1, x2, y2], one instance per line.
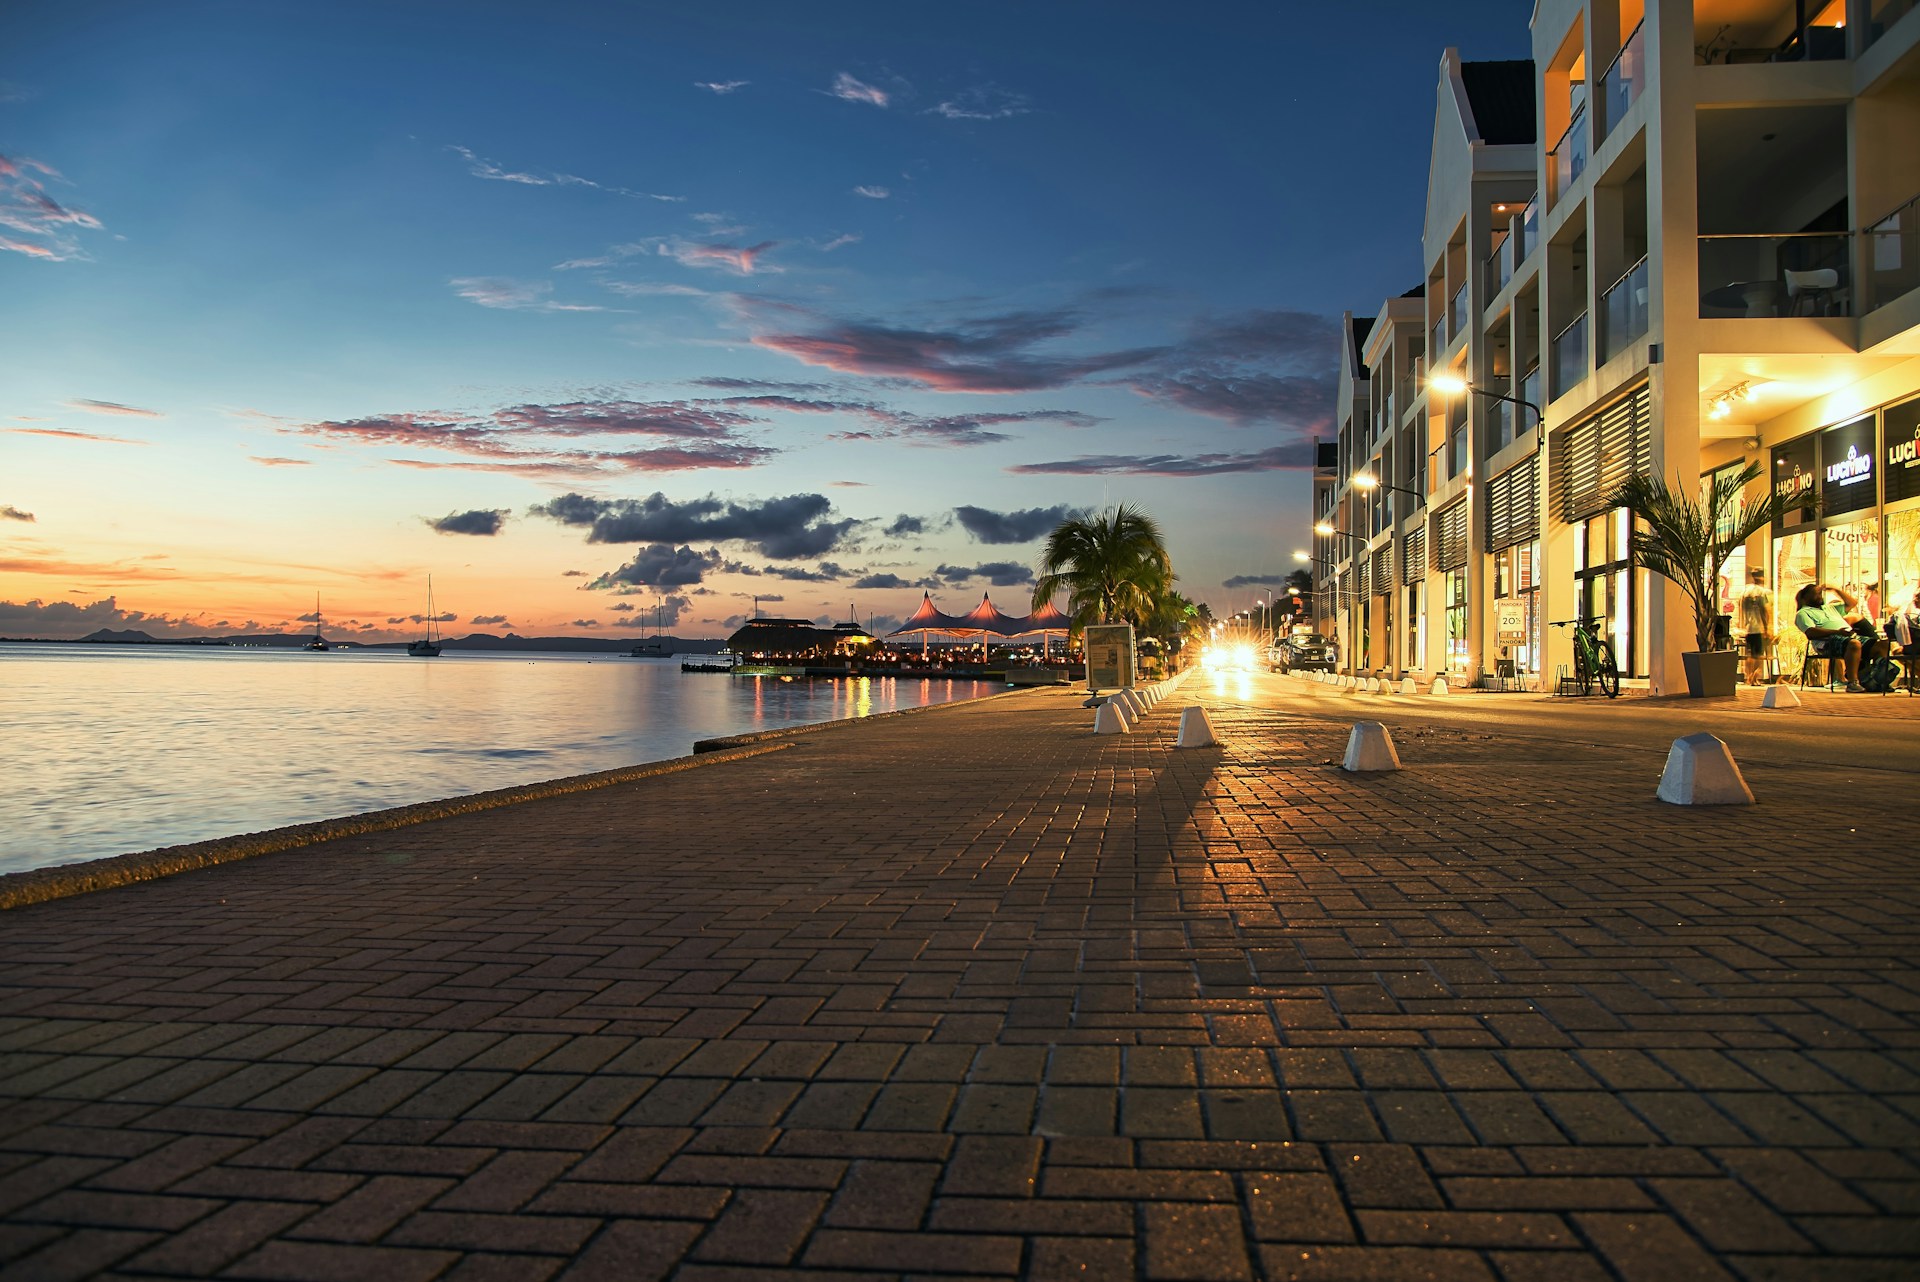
[0, 685, 1043, 913]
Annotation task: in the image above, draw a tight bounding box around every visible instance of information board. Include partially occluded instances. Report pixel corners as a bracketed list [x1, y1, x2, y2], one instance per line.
[1083, 623, 1136, 693]
[1495, 599, 1527, 644]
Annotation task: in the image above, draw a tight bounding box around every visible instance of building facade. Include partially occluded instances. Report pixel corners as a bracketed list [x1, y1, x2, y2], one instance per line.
[1319, 0, 1920, 693]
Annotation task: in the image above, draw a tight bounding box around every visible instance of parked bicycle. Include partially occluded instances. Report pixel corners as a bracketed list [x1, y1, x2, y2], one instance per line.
[1550, 618, 1620, 697]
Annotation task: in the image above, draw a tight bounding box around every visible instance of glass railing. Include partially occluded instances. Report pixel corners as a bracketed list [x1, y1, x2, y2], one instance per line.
[1550, 110, 1588, 205]
[1485, 234, 1512, 297]
[1431, 315, 1446, 356]
[1600, 255, 1649, 361]
[1519, 199, 1538, 262]
[1600, 23, 1644, 143]
[1486, 392, 1511, 454]
[1698, 233, 1854, 317]
[1865, 194, 1920, 314]
[1869, 0, 1918, 52]
[1520, 367, 1542, 428]
[1450, 280, 1470, 337]
[1551, 313, 1587, 399]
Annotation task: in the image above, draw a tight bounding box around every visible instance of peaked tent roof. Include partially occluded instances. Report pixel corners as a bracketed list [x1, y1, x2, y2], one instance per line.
[1010, 599, 1073, 633]
[892, 591, 966, 634]
[956, 594, 1020, 633]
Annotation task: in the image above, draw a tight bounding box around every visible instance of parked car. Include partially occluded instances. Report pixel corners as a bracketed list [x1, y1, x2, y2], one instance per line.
[1270, 632, 1336, 672]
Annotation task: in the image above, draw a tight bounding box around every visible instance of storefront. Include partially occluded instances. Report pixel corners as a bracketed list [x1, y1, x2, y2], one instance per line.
[1435, 499, 1469, 672]
[1553, 384, 1651, 677]
[1770, 396, 1920, 633]
[1487, 453, 1542, 673]
[1401, 525, 1426, 672]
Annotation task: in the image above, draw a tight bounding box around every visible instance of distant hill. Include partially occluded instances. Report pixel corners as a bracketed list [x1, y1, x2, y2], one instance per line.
[16, 629, 726, 654]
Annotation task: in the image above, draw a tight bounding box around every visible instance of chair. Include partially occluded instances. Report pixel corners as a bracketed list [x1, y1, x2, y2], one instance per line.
[1792, 627, 1844, 690]
[1785, 268, 1840, 316]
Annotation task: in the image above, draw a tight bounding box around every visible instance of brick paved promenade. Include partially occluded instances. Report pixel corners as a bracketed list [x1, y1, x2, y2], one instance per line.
[2, 677, 1917, 1280]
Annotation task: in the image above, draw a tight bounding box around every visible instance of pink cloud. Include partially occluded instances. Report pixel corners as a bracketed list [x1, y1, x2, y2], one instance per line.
[64, 398, 162, 418]
[7, 427, 146, 444]
[830, 73, 890, 107]
[664, 240, 778, 275]
[451, 277, 606, 312]
[0, 151, 104, 262]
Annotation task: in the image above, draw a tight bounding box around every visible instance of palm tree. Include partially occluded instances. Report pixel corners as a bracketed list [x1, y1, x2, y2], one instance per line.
[1032, 504, 1174, 631]
[1607, 462, 1784, 652]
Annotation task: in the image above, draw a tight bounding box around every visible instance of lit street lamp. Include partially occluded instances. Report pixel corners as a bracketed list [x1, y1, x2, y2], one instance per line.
[1426, 371, 1544, 433]
[1351, 472, 1425, 502]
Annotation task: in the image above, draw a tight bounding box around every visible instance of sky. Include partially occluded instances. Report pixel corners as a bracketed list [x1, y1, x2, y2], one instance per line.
[0, 1, 1529, 642]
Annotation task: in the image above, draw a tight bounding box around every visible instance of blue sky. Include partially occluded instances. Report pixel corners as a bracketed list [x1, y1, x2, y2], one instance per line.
[0, 1, 1529, 640]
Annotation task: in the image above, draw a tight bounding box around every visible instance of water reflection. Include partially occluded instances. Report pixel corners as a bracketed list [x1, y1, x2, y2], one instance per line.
[1, 646, 993, 873]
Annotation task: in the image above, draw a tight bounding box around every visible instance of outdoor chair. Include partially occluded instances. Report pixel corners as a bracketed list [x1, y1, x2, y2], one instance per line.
[1785, 267, 1841, 316]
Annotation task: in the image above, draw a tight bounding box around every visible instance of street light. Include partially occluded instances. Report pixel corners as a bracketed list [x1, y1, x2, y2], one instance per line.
[1351, 472, 1425, 502]
[1426, 371, 1544, 433]
[1312, 521, 1368, 545]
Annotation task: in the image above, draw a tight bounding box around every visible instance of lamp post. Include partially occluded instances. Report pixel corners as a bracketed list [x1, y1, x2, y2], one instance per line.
[1313, 521, 1368, 672]
[1426, 371, 1543, 434]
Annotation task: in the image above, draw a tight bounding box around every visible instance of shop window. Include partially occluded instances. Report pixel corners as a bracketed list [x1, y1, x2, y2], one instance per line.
[1445, 570, 1469, 671]
[1889, 509, 1920, 617]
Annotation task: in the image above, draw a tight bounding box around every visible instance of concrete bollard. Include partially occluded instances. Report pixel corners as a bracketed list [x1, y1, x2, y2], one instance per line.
[1375, 679, 1394, 696]
[1094, 700, 1130, 734]
[1117, 690, 1143, 719]
[1761, 684, 1800, 710]
[1341, 721, 1400, 772]
[1175, 706, 1217, 747]
[1400, 677, 1418, 695]
[1430, 677, 1449, 697]
[1657, 733, 1754, 805]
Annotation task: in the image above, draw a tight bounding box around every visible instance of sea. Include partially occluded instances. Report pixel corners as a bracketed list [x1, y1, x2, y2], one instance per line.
[0, 644, 997, 876]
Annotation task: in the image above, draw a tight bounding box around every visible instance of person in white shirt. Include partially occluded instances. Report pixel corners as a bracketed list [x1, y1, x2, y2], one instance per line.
[1732, 567, 1773, 685]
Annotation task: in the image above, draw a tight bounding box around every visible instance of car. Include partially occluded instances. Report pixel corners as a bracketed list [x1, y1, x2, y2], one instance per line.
[1270, 632, 1336, 672]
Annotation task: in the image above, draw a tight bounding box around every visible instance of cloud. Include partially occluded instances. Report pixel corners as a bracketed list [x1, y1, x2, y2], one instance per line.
[586, 543, 722, 590]
[930, 85, 1031, 120]
[249, 456, 311, 467]
[6, 427, 145, 445]
[829, 72, 890, 107]
[852, 185, 890, 199]
[725, 560, 846, 583]
[853, 572, 915, 590]
[662, 239, 777, 275]
[885, 514, 924, 537]
[472, 614, 510, 625]
[1008, 444, 1315, 476]
[819, 233, 861, 253]
[695, 80, 749, 94]
[447, 144, 680, 201]
[2, 505, 33, 522]
[1223, 574, 1288, 589]
[451, 277, 605, 312]
[561, 570, 587, 577]
[0, 151, 104, 262]
[570, 619, 600, 628]
[427, 508, 508, 536]
[749, 303, 1163, 393]
[954, 504, 1080, 544]
[531, 491, 856, 559]
[1124, 309, 1341, 430]
[64, 398, 161, 418]
[935, 562, 1036, 588]
[609, 601, 634, 611]
[0, 595, 250, 640]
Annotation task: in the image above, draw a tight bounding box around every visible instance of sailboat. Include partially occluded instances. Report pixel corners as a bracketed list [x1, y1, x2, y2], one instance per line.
[304, 594, 329, 652]
[408, 577, 442, 657]
[630, 600, 668, 656]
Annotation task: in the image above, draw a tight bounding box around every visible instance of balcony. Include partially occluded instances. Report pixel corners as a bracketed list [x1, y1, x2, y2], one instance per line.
[1551, 313, 1587, 399]
[1698, 233, 1854, 317]
[1550, 110, 1588, 206]
[1599, 23, 1644, 143]
[1519, 366, 1542, 427]
[1485, 389, 1512, 453]
[1868, 0, 1918, 52]
[1600, 255, 1649, 361]
[1865, 193, 1920, 313]
[1431, 314, 1446, 358]
[1449, 280, 1470, 339]
[1695, 4, 1847, 62]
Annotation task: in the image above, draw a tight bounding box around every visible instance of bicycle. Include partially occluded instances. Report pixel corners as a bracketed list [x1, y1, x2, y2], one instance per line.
[1550, 618, 1620, 698]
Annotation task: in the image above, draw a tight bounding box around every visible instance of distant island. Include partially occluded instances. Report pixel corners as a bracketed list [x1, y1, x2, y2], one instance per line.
[0, 629, 727, 655]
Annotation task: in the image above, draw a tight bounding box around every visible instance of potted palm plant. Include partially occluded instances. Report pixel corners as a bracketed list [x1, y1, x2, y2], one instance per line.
[1606, 461, 1784, 697]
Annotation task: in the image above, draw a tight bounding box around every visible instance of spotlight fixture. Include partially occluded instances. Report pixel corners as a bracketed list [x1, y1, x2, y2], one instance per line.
[1706, 381, 1756, 420]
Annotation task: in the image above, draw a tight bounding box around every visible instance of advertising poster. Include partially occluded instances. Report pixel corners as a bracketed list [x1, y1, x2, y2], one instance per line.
[1495, 599, 1526, 644]
[1083, 623, 1135, 692]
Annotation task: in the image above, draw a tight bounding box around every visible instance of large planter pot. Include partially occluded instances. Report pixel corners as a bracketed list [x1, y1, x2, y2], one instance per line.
[1681, 648, 1739, 697]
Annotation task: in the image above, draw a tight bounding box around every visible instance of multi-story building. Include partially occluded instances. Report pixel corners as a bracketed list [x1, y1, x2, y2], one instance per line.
[1320, 0, 1920, 693]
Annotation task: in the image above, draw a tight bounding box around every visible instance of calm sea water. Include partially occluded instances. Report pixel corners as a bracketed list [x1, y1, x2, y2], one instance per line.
[0, 645, 995, 875]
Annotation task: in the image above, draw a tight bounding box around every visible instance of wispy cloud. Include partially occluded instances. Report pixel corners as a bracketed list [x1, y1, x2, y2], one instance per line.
[1123, 309, 1341, 430]
[930, 85, 1031, 121]
[819, 233, 861, 253]
[7, 427, 146, 445]
[249, 456, 311, 467]
[852, 185, 890, 199]
[663, 239, 777, 275]
[451, 277, 607, 312]
[829, 72, 891, 107]
[0, 152, 103, 262]
[1, 505, 33, 522]
[1008, 444, 1315, 476]
[64, 398, 161, 418]
[447, 144, 682, 201]
[695, 79, 749, 94]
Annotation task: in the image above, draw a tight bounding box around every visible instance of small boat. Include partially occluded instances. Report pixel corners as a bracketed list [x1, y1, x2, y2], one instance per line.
[408, 576, 442, 657]
[304, 594, 329, 651]
[630, 600, 669, 657]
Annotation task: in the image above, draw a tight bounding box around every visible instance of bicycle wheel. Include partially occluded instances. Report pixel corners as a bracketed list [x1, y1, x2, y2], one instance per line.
[1573, 649, 1594, 695]
[1593, 639, 1621, 698]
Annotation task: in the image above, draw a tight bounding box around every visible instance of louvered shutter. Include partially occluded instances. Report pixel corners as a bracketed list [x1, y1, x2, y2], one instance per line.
[1402, 526, 1426, 579]
[1436, 500, 1469, 571]
[1556, 383, 1651, 522]
[1486, 453, 1540, 552]
[1371, 546, 1392, 595]
[1357, 556, 1371, 599]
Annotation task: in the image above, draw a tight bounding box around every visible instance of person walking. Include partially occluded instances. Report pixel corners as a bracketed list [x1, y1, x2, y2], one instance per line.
[1734, 567, 1773, 685]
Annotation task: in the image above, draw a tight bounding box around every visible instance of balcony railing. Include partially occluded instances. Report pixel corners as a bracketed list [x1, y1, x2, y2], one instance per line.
[1519, 366, 1542, 427]
[1698, 233, 1854, 317]
[1485, 233, 1512, 297]
[1866, 193, 1920, 314]
[1485, 388, 1512, 453]
[1431, 314, 1446, 357]
[1449, 280, 1470, 338]
[1448, 427, 1468, 481]
[1600, 22, 1644, 143]
[1549, 109, 1588, 205]
[1600, 255, 1649, 362]
[1551, 313, 1587, 400]
[1869, 0, 1918, 53]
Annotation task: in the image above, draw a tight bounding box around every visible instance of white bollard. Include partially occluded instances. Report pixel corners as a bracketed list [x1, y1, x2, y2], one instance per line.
[1094, 700, 1130, 734]
[1430, 677, 1450, 697]
[1761, 684, 1799, 710]
[1400, 677, 1418, 696]
[1375, 679, 1394, 696]
[1656, 733, 1754, 805]
[1175, 706, 1217, 747]
[1342, 721, 1400, 772]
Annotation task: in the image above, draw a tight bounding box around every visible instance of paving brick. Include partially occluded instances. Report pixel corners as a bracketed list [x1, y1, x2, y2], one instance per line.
[224, 1239, 460, 1282]
[1143, 1202, 1252, 1280]
[802, 1227, 1022, 1274]
[1245, 1172, 1355, 1242]
[1575, 1211, 1741, 1281]
[286, 1174, 454, 1243]
[823, 1159, 940, 1229]
[119, 1198, 312, 1275]
[688, 1187, 828, 1264]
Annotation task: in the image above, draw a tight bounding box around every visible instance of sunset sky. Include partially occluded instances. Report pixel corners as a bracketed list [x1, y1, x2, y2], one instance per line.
[1, 1, 1526, 641]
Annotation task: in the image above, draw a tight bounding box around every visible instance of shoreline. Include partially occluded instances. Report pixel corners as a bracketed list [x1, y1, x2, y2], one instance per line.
[0, 684, 1038, 913]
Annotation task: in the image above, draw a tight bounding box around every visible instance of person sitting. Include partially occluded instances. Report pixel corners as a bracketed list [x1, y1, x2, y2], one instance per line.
[1794, 583, 1863, 691]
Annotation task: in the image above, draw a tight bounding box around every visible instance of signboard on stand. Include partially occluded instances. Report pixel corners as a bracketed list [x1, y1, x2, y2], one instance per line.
[1495, 599, 1526, 645]
[1083, 623, 1136, 693]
